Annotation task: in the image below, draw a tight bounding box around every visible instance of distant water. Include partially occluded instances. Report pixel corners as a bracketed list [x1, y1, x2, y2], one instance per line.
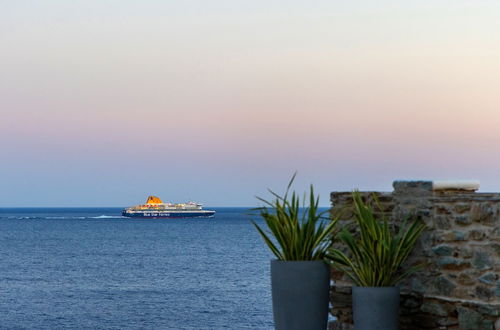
[0, 207, 278, 329]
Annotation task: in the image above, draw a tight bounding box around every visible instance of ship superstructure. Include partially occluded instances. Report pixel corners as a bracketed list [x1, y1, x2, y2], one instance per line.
[122, 196, 215, 218]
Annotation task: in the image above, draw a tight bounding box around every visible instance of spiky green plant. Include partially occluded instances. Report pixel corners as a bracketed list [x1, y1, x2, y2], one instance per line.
[252, 174, 338, 261]
[328, 191, 426, 286]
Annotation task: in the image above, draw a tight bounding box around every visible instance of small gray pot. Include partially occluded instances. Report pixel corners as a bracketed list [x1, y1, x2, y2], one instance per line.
[352, 286, 400, 330]
[271, 260, 330, 330]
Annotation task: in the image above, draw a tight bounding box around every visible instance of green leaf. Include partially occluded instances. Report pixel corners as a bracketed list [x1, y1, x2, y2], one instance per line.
[253, 174, 338, 261]
[328, 190, 426, 286]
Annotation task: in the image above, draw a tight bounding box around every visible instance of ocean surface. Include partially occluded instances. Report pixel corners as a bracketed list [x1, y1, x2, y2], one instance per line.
[0, 207, 280, 329]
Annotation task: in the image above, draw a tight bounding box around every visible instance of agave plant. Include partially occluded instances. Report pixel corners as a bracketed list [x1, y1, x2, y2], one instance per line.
[328, 190, 426, 286]
[253, 175, 338, 261]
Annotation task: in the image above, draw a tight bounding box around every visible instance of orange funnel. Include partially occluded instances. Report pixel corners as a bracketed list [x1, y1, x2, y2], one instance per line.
[146, 196, 163, 204]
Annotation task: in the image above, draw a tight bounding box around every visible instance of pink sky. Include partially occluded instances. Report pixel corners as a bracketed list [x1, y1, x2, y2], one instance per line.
[1, 1, 500, 206]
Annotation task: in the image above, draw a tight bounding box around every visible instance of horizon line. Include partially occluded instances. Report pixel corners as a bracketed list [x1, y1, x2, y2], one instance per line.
[0, 205, 332, 208]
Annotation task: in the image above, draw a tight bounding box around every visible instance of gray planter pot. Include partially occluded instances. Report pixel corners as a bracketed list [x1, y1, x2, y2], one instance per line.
[352, 286, 400, 330]
[271, 260, 330, 330]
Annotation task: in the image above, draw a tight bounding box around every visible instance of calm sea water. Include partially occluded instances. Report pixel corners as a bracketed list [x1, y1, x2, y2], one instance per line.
[0, 207, 277, 329]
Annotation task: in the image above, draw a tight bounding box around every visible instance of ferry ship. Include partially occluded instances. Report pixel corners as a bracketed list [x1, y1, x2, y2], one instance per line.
[122, 196, 215, 218]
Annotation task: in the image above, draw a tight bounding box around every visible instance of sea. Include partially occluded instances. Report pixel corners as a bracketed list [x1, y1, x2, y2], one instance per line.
[0, 207, 281, 330]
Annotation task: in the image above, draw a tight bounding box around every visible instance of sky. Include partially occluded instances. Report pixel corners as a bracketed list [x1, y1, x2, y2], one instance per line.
[1, 1, 500, 207]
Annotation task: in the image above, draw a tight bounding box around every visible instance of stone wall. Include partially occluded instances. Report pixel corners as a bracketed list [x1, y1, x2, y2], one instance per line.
[329, 181, 500, 330]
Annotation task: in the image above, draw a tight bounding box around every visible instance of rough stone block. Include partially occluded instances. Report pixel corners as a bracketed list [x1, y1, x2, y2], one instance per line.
[457, 272, 477, 286]
[436, 205, 452, 215]
[457, 306, 493, 330]
[479, 272, 498, 285]
[475, 285, 494, 300]
[433, 276, 456, 296]
[437, 316, 458, 326]
[331, 308, 352, 324]
[478, 305, 500, 317]
[328, 321, 354, 330]
[432, 244, 454, 256]
[491, 227, 500, 240]
[470, 229, 488, 240]
[459, 246, 473, 258]
[333, 286, 352, 294]
[470, 203, 497, 227]
[331, 291, 352, 308]
[434, 215, 452, 229]
[437, 257, 470, 270]
[410, 278, 427, 294]
[331, 268, 345, 281]
[473, 251, 493, 270]
[411, 313, 438, 328]
[393, 180, 433, 193]
[402, 295, 422, 309]
[492, 243, 500, 257]
[442, 230, 468, 241]
[420, 301, 448, 316]
[455, 215, 472, 226]
[420, 231, 438, 247]
[454, 203, 471, 213]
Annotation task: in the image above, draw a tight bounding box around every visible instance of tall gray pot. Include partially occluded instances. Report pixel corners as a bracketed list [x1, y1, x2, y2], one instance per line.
[352, 286, 400, 330]
[271, 260, 330, 330]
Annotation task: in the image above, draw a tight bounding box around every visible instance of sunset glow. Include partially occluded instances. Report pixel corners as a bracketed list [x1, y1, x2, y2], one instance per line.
[1, 1, 500, 206]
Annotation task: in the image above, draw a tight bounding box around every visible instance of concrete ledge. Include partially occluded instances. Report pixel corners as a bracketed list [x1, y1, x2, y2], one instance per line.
[433, 180, 480, 191]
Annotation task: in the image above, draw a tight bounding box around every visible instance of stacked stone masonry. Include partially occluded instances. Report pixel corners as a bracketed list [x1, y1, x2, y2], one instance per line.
[329, 181, 500, 330]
